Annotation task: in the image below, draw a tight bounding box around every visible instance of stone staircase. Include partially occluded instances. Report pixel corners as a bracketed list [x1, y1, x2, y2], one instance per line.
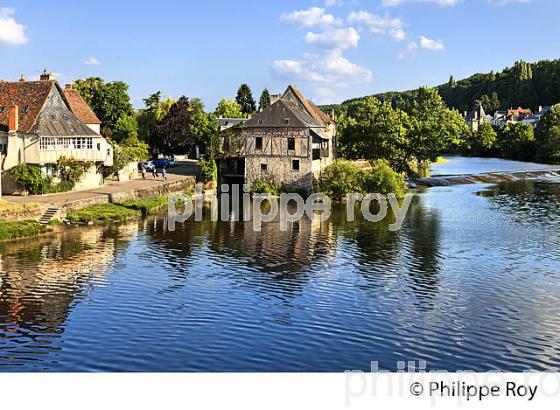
[38, 207, 59, 224]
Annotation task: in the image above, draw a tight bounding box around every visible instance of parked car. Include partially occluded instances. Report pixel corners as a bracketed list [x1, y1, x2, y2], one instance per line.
[153, 158, 177, 168]
[138, 161, 155, 172]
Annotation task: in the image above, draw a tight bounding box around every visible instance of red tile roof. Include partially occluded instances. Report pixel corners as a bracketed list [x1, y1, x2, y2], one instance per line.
[0, 80, 54, 132]
[63, 87, 101, 125]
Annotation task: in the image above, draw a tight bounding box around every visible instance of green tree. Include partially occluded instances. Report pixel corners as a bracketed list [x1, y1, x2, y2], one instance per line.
[465, 122, 497, 156]
[214, 98, 245, 118]
[73, 77, 134, 131]
[137, 92, 176, 142]
[404, 87, 468, 170]
[337, 97, 410, 172]
[113, 114, 138, 144]
[498, 122, 535, 160]
[259, 88, 271, 111]
[535, 104, 560, 163]
[236, 84, 256, 115]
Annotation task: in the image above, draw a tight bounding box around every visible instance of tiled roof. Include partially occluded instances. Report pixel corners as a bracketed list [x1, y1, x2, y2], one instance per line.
[282, 85, 334, 126]
[0, 80, 54, 132]
[63, 87, 101, 125]
[243, 99, 324, 128]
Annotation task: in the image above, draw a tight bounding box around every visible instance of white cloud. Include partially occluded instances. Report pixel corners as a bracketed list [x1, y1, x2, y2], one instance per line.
[419, 35, 445, 50]
[305, 27, 360, 49]
[272, 48, 372, 86]
[398, 35, 444, 58]
[398, 41, 418, 58]
[280, 7, 341, 28]
[488, 0, 530, 4]
[0, 8, 28, 46]
[382, 0, 462, 6]
[347, 11, 406, 41]
[84, 57, 100, 65]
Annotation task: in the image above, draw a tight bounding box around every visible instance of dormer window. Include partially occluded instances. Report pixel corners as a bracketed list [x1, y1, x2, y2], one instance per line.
[0, 107, 5, 113]
[21, 105, 30, 113]
[283, 118, 290, 125]
[257, 119, 263, 124]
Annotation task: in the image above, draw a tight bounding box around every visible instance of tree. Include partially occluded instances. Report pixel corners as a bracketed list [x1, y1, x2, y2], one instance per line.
[337, 97, 410, 172]
[259, 88, 271, 111]
[73, 77, 134, 131]
[137, 92, 176, 141]
[236, 84, 256, 115]
[113, 114, 138, 144]
[214, 98, 245, 118]
[535, 104, 560, 163]
[498, 122, 535, 160]
[465, 122, 497, 156]
[403, 87, 467, 170]
[150, 96, 217, 157]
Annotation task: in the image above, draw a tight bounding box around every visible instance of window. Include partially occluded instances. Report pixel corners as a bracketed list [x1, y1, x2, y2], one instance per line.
[0, 107, 5, 113]
[257, 119, 263, 124]
[39, 137, 93, 150]
[312, 148, 320, 160]
[0, 143, 7, 155]
[292, 159, 300, 171]
[255, 137, 263, 150]
[97, 143, 101, 151]
[283, 118, 290, 125]
[261, 163, 268, 172]
[287, 137, 295, 151]
[21, 105, 30, 113]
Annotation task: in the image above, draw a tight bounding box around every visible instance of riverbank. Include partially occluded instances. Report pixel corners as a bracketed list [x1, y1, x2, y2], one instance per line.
[0, 220, 50, 242]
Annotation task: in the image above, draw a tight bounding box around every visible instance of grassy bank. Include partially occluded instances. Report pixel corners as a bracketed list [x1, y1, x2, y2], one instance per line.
[67, 195, 170, 224]
[0, 220, 49, 242]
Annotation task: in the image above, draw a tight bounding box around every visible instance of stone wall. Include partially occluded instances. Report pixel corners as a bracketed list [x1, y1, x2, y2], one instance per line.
[245, 156, 314, 191]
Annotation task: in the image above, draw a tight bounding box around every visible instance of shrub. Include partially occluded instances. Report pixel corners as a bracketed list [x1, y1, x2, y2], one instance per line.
[319, 159, 407, 200]
[250, 180, 279, 195]
[9, 164, 52, 194]
[197, 157, 217, 183]
[318, 160, 363, 201]
[361, 160, 407, 198]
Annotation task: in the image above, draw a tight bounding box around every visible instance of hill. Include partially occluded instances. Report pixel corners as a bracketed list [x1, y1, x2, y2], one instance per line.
[321, 59, 560, 116]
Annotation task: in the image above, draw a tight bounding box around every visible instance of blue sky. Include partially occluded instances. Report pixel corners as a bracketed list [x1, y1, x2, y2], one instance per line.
[1, 0, 559, 109]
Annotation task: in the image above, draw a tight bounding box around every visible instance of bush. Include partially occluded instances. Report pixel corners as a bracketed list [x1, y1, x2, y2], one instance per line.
[9, 164, 52, 194]
[319, 159, 407, 200]
[249, 180, 279, 195]
[361, 160, 407, 198]
[197, 157, 217, 183]
[318, 160, 363, 201]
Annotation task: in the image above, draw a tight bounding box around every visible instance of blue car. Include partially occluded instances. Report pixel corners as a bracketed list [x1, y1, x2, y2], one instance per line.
[153, 158, 172, 168]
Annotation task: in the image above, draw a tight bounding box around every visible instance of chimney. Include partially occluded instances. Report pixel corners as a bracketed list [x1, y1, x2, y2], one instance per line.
[19, 73, 25, 82]
[8, 105, 19, 132]
[65, 83, 73, 90]
[40, 69, 53, 81]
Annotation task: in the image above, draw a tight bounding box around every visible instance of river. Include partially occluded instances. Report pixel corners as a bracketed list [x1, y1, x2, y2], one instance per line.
[1, 157, 559, 372]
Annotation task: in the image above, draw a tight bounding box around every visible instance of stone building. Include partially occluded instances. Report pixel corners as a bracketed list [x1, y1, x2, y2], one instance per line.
[219, 85, 335, 191]
[464, 103, 487, 132]
[0, 72, 113, 195]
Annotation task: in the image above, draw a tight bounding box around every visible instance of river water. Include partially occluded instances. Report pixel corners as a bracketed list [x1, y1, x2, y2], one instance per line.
[1, 157, 560, 372]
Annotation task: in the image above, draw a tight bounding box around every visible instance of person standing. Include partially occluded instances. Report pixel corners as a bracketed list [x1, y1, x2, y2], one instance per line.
[162, 166, 168, 181]
[141, 166, 147, 180]
[152, 167, 157, 180]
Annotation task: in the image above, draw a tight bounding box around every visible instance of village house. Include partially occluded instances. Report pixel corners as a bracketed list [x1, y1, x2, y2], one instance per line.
[464, 104, 487, 132]
[219, 85, 335, 191]
[0, 71, 113, 195]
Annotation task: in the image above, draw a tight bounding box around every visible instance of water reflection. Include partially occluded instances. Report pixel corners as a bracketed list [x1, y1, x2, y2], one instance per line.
[1, 173, 560, 371]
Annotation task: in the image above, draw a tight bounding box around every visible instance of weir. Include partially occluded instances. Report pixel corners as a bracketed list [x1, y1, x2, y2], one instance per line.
[409, 169, 560, 188]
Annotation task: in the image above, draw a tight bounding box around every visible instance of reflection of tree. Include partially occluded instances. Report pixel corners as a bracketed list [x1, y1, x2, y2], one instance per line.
[403, 198, 442, 308]
[0, 223, 137, 366]
[478, 180, 560, 228]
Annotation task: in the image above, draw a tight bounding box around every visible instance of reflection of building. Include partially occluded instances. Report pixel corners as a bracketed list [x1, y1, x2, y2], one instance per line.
[219, 85, 336, 192]
[0, 71, 113, 195]
[0, 222, 137, 342]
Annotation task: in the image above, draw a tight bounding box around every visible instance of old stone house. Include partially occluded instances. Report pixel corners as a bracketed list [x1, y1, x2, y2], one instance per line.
[219, 85, 335, 191]
[0, 72, 113, 195]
